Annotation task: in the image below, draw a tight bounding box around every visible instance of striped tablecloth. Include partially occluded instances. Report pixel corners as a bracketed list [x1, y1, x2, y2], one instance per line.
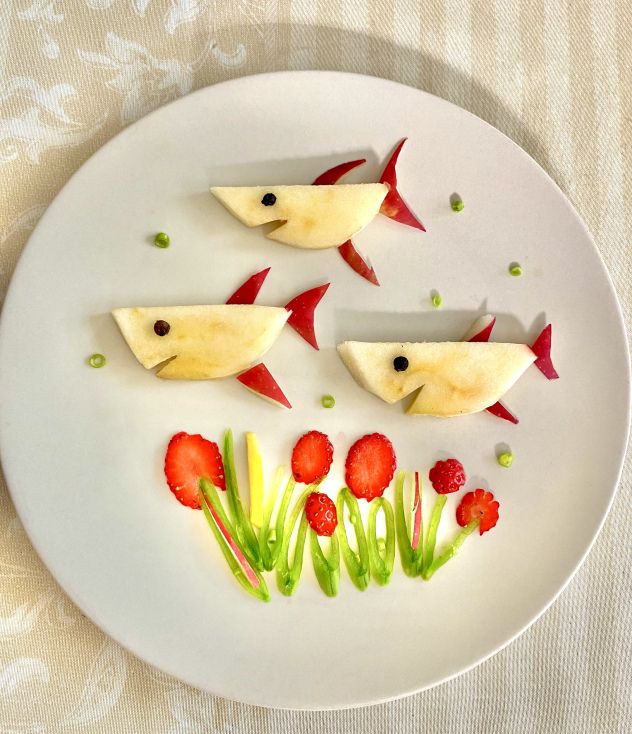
[1, 2, 630, 731]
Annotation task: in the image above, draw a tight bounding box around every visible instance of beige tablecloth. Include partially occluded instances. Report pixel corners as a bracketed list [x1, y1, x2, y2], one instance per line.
[1, 1, 630, 731]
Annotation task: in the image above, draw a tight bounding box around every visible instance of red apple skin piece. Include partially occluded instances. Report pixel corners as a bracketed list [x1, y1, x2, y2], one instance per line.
[530, 324, 559, 380]
[379, 139, 426, 231]
[466, 315, 497, 343]
[312, 158, 366, 186]
[337, 240, 380, 286]
[311, 159, 380, 286]
[226, 267, 271, 305]
[486, 401, 519, 424]
[237, 363, 292, 408]
[284, 283, 330, 350]
[411, 471, 422, 551]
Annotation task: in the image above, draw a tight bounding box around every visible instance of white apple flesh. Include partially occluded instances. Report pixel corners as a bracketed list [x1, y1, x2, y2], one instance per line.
[337, 341, 535, 417]
[211, 184, 388, 250]
[112, 305, 289, 379]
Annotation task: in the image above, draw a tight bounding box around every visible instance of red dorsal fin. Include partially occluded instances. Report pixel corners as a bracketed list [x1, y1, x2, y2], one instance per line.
[284, 283, 330, 350]
[237, 363, 291, 409]
[463, 315, 496, 342]
[338, 240, 380, 286]
[379, 139, 425, 231]
[226, 267, 270, 305]
[530, 324, 559, 379]
[486, 402, 519, 424]
[312, 159, 366, 186]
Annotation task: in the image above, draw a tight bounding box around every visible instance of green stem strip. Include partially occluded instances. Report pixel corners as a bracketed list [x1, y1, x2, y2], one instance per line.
[336, 488, 370, 591]
[259, 470, 294, 571]
[424, 520, 479, 580]
[394, 472, 422, 577]
[422, 494, 447, 575]
[276, 487, 312, 596]
[310, 530, 340, 597]
[367, 497, 395, 586]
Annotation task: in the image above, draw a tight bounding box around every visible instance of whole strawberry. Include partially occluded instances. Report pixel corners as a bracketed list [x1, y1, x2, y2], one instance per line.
[305, 492, 338, 536]
[428, 458, 466, 495]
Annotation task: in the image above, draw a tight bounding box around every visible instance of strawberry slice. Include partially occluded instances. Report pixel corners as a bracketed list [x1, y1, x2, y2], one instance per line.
[285, 283, 330, 350]
[291, 431, 334, 484]
[456, 489, 499, 535]
[345, 433, 397, 502]
[226, 267, 270, 305]
[164, 432, 225, 509]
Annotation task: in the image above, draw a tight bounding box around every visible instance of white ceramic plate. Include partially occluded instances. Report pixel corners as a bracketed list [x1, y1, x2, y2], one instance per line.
[0, 72, 629, 710]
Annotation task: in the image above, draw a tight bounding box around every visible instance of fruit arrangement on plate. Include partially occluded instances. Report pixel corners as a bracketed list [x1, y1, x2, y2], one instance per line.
[99, 139, 558, 602]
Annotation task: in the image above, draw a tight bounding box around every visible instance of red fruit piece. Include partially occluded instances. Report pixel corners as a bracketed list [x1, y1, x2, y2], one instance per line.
[285, 283, 330, 350]
[464, 314, 496, 342]
[226, 267, 270, 305]
[237, 363, 291, 408]
[291, 431, 334, 484]
[305, 492, 338, 536]
[428, 458, 466, 495]
[164, 432, 225, 509]
[345, 433, 397, 502]
[312, 158, 366, 186]
[486, 401, 519, 424]
[338, 240, 380, 286]
[531, 324, 559, 380]
[379, 139, 426, 231]
[456, 488, 500, 535]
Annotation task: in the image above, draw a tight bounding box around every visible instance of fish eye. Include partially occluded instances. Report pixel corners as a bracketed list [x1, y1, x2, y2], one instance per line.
[393, 355, 409, 372]
[261, 192, 277, 206]
[153, 320, 171, 336]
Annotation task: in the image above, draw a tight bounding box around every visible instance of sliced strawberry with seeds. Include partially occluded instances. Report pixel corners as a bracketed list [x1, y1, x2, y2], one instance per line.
[456, 488, 499, 535]
[291, 431, 334, 484]
[305, 492, 338, 536]
[345, 433, 396, 502]
[164, 432, 225, 509]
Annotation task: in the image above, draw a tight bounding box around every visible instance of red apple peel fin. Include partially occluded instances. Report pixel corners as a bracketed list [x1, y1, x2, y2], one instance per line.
[312, 159, 367, 186]
[284, 283, 330, 350]
[237, 363, 292, 409]
[464, 315, 497, 343]
[486, 401, 519, 424]
[226, 267, 271, 305]
[338, 240, 380, 286]
[379, 139, 426, 231]
[530, 324, 559, 380]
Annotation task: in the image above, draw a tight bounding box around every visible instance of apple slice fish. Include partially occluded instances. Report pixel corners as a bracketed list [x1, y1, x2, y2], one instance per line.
[112, 268, 328, 407]
[337, 321, 557, 419]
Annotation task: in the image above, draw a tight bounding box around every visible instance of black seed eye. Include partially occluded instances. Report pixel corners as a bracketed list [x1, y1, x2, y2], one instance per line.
[154, 320, 170, 336]
[393, 355, 409, 372]
[261, 192, 277, 206]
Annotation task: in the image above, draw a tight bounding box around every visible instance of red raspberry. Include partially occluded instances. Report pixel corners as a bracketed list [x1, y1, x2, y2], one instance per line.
[428, 458, 466, 494]
[305, 492, 338, 536]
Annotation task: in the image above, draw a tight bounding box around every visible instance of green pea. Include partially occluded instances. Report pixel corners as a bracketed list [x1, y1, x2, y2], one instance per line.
[321, 394, 335, 409]
[88, 353, 106, 368]
[498, 452, 513, 468]
[154, 232, 170, 248]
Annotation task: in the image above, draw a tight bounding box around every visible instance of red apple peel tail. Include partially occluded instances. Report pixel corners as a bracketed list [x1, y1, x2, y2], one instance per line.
[379, 139, 426, 231]
[284, 283, 330, 350]
[486, 402, 519, 424]
[237, 363, 292, 408]
[226, 267, 271, 305]
[338, 240, 380, 285]
[530, 324, 559, 379]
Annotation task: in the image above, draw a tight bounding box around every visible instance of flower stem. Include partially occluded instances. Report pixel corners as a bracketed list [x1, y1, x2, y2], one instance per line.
[422, 494, 447, 575]
[367, 497, 395, 586]
[394, 472, 422, 576]
[310, 530, 340, 597]
[336, 488, 370, 591]
[276, 487, 312, 596]
[423, 520, 479, 580]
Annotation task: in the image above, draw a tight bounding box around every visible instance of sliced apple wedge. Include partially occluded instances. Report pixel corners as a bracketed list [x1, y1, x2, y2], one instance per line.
[112, 305, 289, 379]
[337, 341, 535, 417]
[211, 184, 388, 250]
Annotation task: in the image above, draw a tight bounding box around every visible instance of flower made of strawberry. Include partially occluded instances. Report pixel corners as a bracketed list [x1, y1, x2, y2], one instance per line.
[345, 433, 397, 501]
[424, 488, 500, 580]
[456, 488, 500, 535]
[305, 492, 338, 536]
[422, 458, 467, 575]
[164, 431, 225, 509]
[291, 431, 334, 484]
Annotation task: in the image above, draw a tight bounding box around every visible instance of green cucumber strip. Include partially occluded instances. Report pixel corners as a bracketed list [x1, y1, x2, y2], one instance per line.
[367, 497, 395, 586]
[336, 488, 370, 591]
[276, 487, 312, 596]
[223, 429, 261, 567]
[394, 472, 422, 576]
[198, 483, 269, 602]
[422, 494, 447, 575]
[310, 529, 340, 597]
[258, 467, 289, 571]
[424, 520, 479, 580]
